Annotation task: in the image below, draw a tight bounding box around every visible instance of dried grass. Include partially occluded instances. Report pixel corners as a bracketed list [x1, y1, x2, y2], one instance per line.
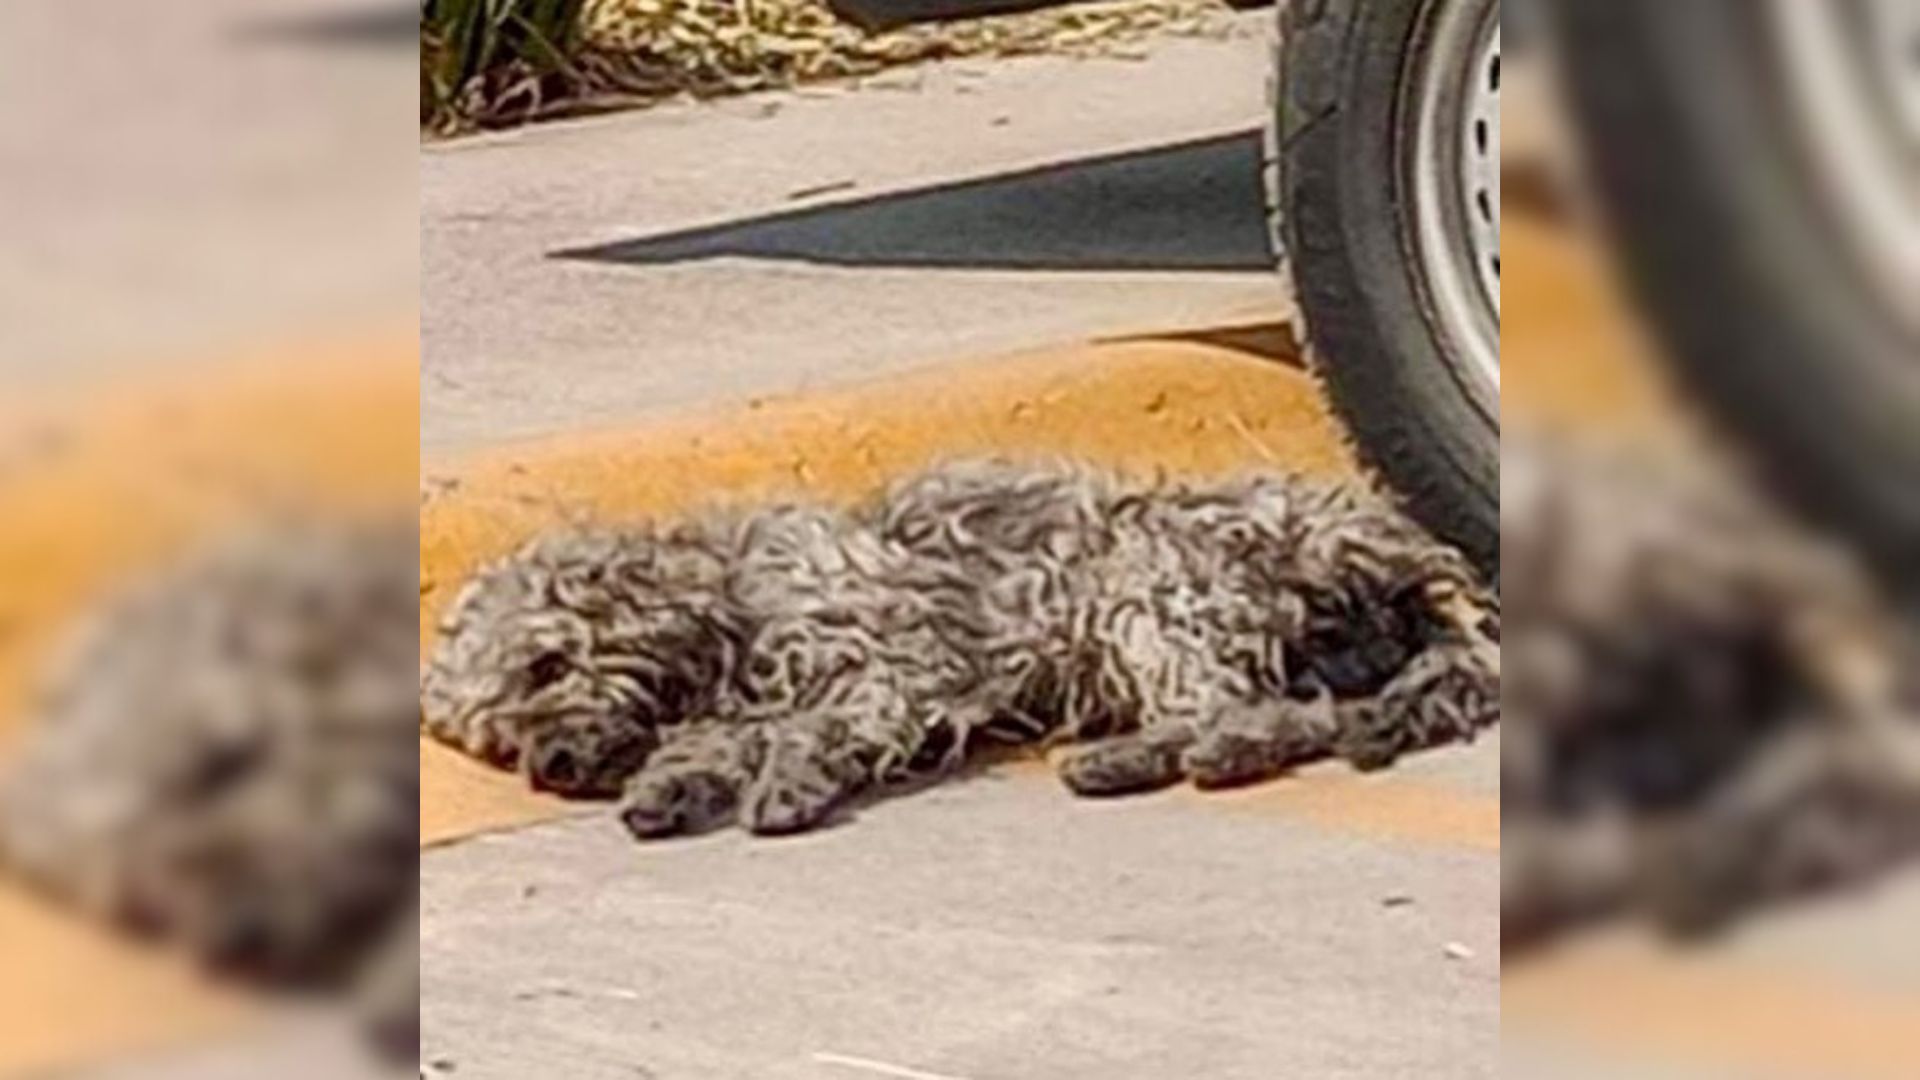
[426, 0, 1242, 133]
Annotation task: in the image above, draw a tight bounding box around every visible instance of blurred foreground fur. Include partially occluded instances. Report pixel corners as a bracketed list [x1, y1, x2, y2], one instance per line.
[0, 520, 420, 1062]
[1503, 437, 1920, 947]
[423, 460, 1498, 840]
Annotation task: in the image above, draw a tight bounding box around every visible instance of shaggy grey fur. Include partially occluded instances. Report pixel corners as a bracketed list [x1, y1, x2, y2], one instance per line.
[422, 461, 1499, 839]
[0, 519, 419, 1057]
[1502, 438, 1920, 946]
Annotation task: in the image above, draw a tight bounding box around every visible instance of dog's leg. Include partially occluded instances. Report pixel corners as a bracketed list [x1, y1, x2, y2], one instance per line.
[1636, 724, 1920, 935]
[1338, 639, 1499, 771]
[618, 722, 764, 840]
[1181, 692, 1341, 789]
[1502, 814, 1637, 951]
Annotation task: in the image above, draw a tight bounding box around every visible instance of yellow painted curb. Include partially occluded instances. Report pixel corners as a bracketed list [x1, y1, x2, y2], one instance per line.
[0, 326, 416, 1077]
[1503, 212, 1684, 440]
[0, 889, 254, 1078]
[418, 327, 1349, 636]
[0, 329, 418, 755]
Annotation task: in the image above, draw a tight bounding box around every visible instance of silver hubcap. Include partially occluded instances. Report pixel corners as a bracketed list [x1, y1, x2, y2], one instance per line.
[1408, 0, 1501, 403]
[1770, 0, 1920, 335]
[1462, 22, 1502, 319]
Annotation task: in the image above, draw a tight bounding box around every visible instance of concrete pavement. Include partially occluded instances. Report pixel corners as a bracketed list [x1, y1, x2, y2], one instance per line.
[421, 13, 1284, 453]
[422, 757, 1499, 1080]
[0, 0, 416, 389]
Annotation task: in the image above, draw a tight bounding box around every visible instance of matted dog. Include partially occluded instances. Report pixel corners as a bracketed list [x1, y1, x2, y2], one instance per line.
[423, 460, 1500, 839]
[0, 519, 420, 1055]
[1502, 437, 1920, 944]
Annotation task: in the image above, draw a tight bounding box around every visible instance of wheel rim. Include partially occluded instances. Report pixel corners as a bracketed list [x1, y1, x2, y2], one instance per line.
[1770, 0, 1920, 337]
[1406, 0, 1502, 407]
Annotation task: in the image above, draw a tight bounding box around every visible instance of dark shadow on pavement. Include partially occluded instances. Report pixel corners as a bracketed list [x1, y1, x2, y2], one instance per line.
[555, 130, 1275, 273]
[233, 3, 418, 48]
[1106, 320, 1305, 367]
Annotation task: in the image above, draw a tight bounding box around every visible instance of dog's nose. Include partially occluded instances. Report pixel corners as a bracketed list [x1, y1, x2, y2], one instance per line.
[530, 744, 580, 792]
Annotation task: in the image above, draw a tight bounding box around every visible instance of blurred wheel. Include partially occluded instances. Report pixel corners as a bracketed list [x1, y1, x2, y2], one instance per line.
[1546, 0, 1920, 592]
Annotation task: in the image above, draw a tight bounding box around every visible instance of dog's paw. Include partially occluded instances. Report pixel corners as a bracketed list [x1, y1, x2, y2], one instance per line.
[618, 769, 739, 839]
[1055, 735, 1186, 797]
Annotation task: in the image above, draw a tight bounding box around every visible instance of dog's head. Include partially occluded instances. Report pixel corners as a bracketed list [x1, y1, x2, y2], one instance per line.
[421, 527, 737, 797]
